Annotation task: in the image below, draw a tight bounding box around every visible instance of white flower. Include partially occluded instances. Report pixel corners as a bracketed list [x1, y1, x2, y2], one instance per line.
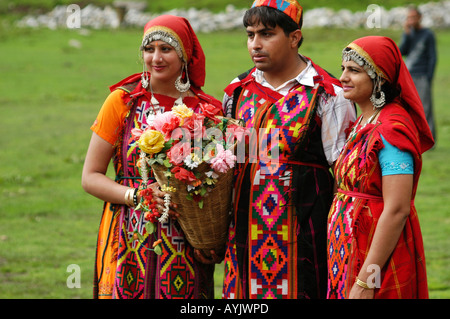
[205, 170, 219, 179]
[184, 153, 200, 169]
[158, 193, 171, 223]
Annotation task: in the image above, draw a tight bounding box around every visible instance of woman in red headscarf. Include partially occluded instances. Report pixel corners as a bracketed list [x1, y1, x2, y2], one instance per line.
[327, 36, 434, 299]
[82, 15, 223, 299]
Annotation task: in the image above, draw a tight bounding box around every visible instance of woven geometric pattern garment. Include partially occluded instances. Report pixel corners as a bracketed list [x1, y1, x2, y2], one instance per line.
[223, 80, 323, 299]
[326, 126, 367, 299]
[327, 104, 429, 299]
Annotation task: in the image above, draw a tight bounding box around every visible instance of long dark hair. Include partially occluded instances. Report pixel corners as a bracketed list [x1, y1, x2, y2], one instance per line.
[381, 80, 400, 105]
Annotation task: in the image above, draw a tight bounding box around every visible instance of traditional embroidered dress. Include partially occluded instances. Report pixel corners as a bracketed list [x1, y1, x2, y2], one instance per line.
[92, 75, 220, 299]
[327, 36, 434, 299]
[222, 60, 348, 299]
[91, 15, 223, 299]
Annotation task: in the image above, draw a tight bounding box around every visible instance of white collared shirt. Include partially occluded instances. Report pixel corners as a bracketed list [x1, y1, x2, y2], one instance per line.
[223, 59, 356, 165]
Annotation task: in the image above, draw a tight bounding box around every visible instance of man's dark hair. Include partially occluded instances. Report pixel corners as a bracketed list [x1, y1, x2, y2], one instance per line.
[408, 4, 422, 17]
[243, 6, 304, 48]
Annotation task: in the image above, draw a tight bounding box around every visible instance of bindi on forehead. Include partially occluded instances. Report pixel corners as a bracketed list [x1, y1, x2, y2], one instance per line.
[148, 40, 172, 47]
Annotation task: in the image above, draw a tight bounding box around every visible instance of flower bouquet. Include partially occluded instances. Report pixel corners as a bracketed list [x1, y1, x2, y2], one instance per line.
[132, 103, 243, 257]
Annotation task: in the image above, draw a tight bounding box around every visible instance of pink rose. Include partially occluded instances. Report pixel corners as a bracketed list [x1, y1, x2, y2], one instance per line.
[167, 142, 191, 165]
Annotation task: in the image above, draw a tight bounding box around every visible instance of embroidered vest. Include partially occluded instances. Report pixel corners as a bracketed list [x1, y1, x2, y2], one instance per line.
[223, 74, 332, 299]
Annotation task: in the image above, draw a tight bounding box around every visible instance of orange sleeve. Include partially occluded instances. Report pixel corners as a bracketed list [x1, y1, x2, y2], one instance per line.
[90, 89, 129, 145]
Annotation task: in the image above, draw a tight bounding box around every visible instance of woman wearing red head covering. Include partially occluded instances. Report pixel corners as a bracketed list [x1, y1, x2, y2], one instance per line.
[82, 15, 222, 299]
[327, 36, 434, 299]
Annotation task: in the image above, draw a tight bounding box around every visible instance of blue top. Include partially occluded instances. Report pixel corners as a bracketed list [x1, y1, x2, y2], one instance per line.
[379, 135, 414, 176]
[399, 28, 437, 81]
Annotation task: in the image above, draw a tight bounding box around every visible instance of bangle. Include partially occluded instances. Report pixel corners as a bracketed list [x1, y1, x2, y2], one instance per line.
[124, 188, 135, 207]
[355, 277, 374, 290]
[133, 188, 139, 207]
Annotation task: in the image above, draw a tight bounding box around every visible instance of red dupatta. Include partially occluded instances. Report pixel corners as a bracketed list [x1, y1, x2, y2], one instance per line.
[142, 15, 206, 89]
[345, 36, 434, 153]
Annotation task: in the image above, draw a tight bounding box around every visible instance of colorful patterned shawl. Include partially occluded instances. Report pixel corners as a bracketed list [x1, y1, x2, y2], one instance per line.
[223, 66, 335, 299]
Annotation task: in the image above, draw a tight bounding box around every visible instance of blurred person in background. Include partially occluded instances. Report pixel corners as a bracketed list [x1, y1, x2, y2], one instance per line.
[400, 5, 437, 144]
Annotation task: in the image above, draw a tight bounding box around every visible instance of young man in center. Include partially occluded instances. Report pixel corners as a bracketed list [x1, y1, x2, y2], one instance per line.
[221, 0, 356, 299]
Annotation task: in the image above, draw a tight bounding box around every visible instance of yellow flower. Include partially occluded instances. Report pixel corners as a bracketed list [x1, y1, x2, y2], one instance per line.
[138, 129, 165, 154]
[172, 104, 193, 123]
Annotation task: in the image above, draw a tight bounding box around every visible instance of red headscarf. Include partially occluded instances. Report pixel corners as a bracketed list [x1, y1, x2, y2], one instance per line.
[344, 36, 434, 153]
[141, 15, 206, 89]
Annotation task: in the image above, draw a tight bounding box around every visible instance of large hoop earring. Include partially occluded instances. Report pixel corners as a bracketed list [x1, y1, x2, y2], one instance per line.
[174, 64, 190, 93]
[370, 77, 386, 109]
[141, 62, 149, 89]
[370, 91, 386, 109]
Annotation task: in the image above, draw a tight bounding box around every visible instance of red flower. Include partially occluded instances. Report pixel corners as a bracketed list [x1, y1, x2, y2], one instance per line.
[182, 112, 205, 137]
[160, 116, 180, 138]
[139, 188, 153, 199]
[192, 194, 203, 202]
[145, 210, 160, 223]
[200, 103, 221, 119]
[171, 166, 198, 185]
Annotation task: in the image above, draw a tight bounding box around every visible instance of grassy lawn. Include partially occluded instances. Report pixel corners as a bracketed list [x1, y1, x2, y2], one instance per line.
[0, 23, 448, 299]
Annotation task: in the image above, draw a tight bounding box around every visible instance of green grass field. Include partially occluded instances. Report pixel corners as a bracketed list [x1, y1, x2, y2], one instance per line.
[0, 20, 449, 298]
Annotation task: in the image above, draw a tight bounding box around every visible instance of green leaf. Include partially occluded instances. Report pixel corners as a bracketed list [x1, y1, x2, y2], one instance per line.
[198, 200, 204, 209]
[145, 222, 156, 234]
[163, 140, 174, 151]
[163, 159, 172, 168]
[154, 245, 162, 255]
[164, 170, 172, 177]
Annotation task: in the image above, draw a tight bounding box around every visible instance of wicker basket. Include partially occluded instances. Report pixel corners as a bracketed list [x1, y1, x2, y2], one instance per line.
[151, 161, 233, 257]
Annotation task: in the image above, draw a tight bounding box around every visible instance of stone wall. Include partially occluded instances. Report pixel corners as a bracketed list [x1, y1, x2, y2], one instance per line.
[16, 1, 450, 31]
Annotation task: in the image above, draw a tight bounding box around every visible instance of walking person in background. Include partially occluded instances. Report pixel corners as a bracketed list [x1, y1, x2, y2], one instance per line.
[399, 5, 437, 144]
[82, 15, 223, 299]
[221, 0, 355, 299]
[328, 36, 434, 299]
